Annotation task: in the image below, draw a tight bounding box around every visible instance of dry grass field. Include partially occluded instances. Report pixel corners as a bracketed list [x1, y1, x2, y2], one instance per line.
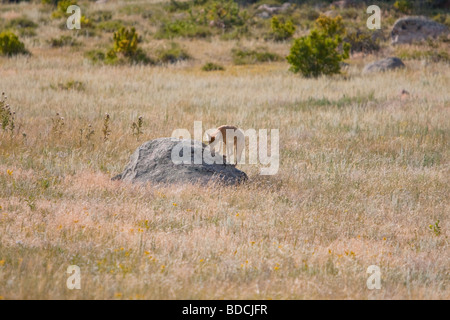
[0, 0, 449, 300]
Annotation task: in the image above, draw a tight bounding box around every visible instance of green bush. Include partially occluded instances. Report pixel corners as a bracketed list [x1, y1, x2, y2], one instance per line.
[112, 27, 139, 57]
[202, 62, 225, 71]
[393, 0, 412, 14]
[85, 49, 105, 63]
[0, 31, 29, 56]
[52, 80, 85, 91]
[41, 0, 63, 5]
[86, 27, 151, 65]
[232, 47, 281, 65]
[91, 10, 113, 23]
[5, 17, 38, 29]
[432, 13, 450, 28]
[206, 0, 247, 30]
[156, 42, 190, 64]
[314, 15, 345, 38]
[166, 0, 191, 12]
[345, 30, 380, 54]
[48, 35, 80, 47]
[156, 19, 212, 39]
[287, 28, 349, 78]
[4, 16, 38, 37]
[396, 48, 450, 63]
[51, 0, 77, 19]
[96, 20, 126, 33]
[156, 0, 249, 40]
[268, 16, 296, 41]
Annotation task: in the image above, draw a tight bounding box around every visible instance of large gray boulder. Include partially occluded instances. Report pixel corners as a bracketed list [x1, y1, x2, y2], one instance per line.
[363, 57, 405, 74]
[112, 138, 248, 186]
[391, 16, 448, 45]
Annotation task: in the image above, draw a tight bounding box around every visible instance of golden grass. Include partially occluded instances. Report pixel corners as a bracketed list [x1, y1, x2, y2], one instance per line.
[0, 0, 449, 300]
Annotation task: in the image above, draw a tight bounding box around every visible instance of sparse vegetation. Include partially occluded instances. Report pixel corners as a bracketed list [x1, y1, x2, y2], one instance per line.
[345, 30, 381, 54]
[202, 62, 225, 71]
[394, 0, 413, 14]
[267, 16, 296, 41]
[48, 35, 80, 47]
[90, 27, 152, 65]
[0, 31, 29, 56]
[156, 42, 190, 64]
[232, 47, 281, 65]
[5, 16, 38, 37]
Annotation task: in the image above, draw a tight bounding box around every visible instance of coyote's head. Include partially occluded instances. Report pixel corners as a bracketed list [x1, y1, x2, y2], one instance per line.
[206, 131, 222, 144]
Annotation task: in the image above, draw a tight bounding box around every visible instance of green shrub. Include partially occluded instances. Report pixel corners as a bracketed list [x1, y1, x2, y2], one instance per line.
[287, 28, 349, 78]
[298, 7, 320, 23]
[5, 16, 38, 37]
[51, 0, 77, 19]
[51, 80, 85, 91]
[206, 0, 247, 30]
[345, 30, 380, 54]
[91, 10, 113, 23]
[112, 27, 139, 57]
[156, 42, 190, 64]
[268, 16, 296, 41]
[393, 0, 412, 14]
[396, 48, 450, 63]
[156, 19, 212, 39]
[156, 0, 249, 39]
[85, 49, 105, 63]
[97, 20, 126, 33]
[232, 47, 281, 65]
[5, 17, 38, 29]
[0, 31, 29, 56]
[41, 0, 63, 5]
[432, 13, 450, 28]
[85, 27, 151, 65]
[314, 15, 345, 38]
[166, 0, 191, 12]
[48, 35, 80, 47]
[202, 62, 225, 71]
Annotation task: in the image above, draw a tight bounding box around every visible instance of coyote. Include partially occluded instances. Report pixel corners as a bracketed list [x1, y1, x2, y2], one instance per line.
[207, 125, 245, 166]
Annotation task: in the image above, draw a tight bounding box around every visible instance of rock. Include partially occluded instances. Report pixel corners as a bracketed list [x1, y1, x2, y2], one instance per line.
[363, 57, 405, 74]
[323, 10, 338, 17]
[257, 3, 291, 17]
[112, 138, 248, 186]
[391, 16, 448, 45]
[257, 12, 271, 19]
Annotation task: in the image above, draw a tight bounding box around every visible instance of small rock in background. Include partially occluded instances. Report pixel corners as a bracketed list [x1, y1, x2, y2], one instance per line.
[363, 57, 405, 74]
